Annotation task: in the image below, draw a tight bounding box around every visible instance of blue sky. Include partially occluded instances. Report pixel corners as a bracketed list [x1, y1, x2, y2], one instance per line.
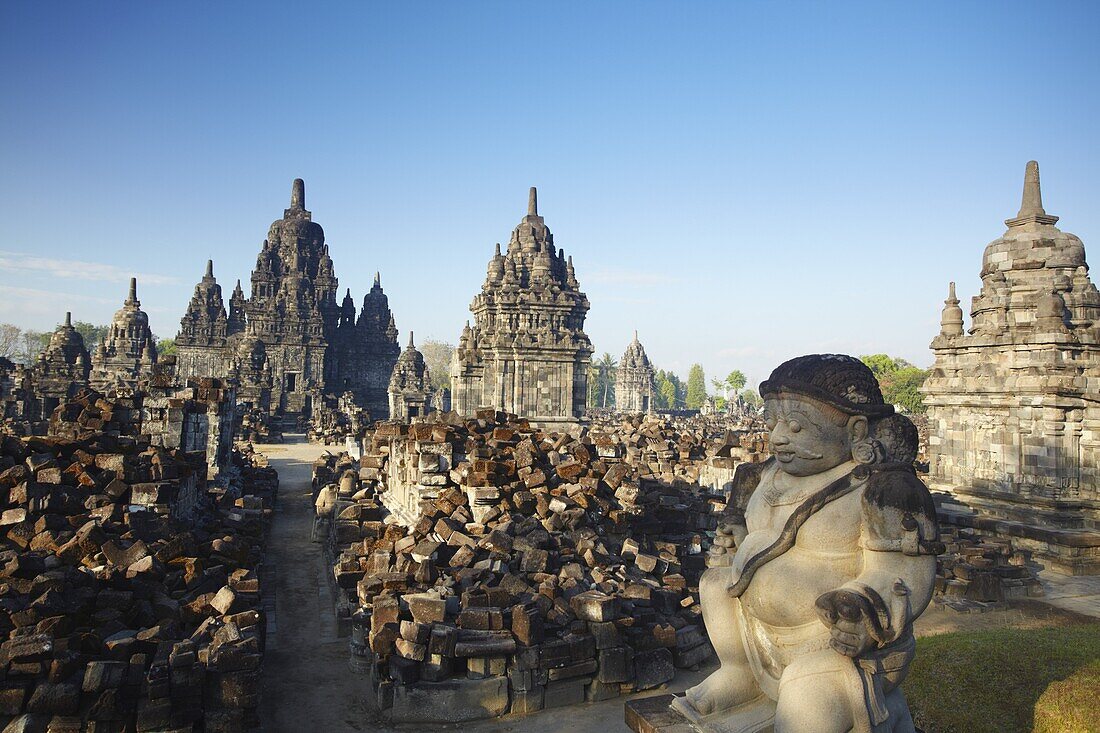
[2, 2, 1098, 388]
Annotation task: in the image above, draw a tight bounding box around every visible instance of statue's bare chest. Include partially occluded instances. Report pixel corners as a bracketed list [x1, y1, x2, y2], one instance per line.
[745, 470, 865, 551]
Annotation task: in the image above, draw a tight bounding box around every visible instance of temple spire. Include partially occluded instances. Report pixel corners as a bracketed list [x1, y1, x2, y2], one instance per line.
[291, 178, 305, 209]
[127, 277, 138, 305]
[205, 259, 214, 278]
[374, 271, 381, 287]
[1018, 161, 1045, 218]
[1006, 160, 1059, 227]
[940, 281, 964, 338]
[408, 331, 415, 348]
[528, 187, 538, 216]
[65, 312, 72, 327]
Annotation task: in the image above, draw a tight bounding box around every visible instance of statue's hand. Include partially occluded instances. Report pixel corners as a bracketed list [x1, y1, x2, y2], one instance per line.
[815, 590, 877, 658]
[706, 521, 739, 568]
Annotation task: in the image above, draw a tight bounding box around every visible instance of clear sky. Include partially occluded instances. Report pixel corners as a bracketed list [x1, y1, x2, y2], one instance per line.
[2, 2, 1098, 389]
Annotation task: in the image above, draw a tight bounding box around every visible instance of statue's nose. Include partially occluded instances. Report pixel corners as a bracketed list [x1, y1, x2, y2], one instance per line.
[772, 432, 790, 446]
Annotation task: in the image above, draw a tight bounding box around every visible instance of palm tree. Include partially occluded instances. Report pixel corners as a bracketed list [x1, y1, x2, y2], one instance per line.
[596, 352, 618, 408]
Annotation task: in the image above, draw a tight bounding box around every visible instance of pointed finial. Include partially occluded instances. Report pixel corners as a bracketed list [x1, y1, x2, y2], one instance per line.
[1006, 160, 1058, 227]
[940, 281, 965, 337]
[408, 331, 415, 348]
[128, 277, 138, 303]
[634, 329, 639, 342]
[291, 178, 305, 209]
[528, 187, 538, 216]
[1019, 161, 1045, 218]
[374, 271, 381, 287]
[495, 242, 501, 257]
[65, 312, 72, 327]
[205, 259, 214, 278]
[346, 287, 352, 298]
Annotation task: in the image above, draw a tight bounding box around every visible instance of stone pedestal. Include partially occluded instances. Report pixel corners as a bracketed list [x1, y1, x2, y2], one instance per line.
[625, 694, 695, 733]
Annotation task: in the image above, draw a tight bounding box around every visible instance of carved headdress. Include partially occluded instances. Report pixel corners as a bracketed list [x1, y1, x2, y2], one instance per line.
[760, 354, 917, 465]
[760, 354, 894, 418]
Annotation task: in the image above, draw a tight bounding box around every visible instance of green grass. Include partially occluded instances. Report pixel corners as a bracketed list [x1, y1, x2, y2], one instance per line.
[1034, 659, 1100, 733]
[904, 622, 1100, 733]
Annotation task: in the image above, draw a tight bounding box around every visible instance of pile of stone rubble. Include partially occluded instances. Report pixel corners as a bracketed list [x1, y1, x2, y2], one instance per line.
[313, 410, 744, 722]
[307, 394, 369, 447]
[934, 526, 1044, 612]
[0, 409, 277, 731]
[235, 409, 282, 445]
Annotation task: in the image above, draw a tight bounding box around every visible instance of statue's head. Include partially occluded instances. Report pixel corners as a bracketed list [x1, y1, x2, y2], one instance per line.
[760, 354, 911, 477]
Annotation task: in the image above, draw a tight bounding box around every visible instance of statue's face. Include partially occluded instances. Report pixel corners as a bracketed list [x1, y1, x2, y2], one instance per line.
[764, 394, 862, 476]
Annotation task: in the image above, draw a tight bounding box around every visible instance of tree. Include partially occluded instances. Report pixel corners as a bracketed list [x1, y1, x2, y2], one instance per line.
[654, 370, 680, 409]
[0, 324, 22, 361]
[712, 370, 747, 401]
[594, 352, 618, 408]
[156, 338, 177, 357]
[860, 354, 929, 414]
[860, 354, 914, 378]
[686, 363, 707, 410]
[724, 370, 747, 393]
[741, 388, 763, 408]
[73, 322, 109, 352]
[419, 339, 455, 391]
[587, 363, 601, 408]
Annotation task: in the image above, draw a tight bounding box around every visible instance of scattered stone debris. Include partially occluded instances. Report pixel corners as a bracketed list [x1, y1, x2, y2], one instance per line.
[312, 409, 745, 723]
[0, 417, 277, 730]
[308, 393, 369, 448]
[236, 408, 282, 445]
[934, 526, 1044, 612]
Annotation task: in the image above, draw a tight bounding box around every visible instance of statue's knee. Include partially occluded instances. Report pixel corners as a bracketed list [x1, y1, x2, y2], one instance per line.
[774, 654, 854, 733]
[698, 566, 729, 604]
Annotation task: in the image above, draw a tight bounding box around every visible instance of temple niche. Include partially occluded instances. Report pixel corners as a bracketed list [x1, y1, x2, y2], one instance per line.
[450, 188, 593, 425]
[615, 331, 656, 413]
[923, 161, 1100, 574]
[387, 332, 433, 421]
[174, 179, 400, 418]
[90, 278, 158, 391]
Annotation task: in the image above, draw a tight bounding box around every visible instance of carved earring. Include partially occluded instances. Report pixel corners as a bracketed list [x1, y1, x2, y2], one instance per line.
[851, 439, 880, 465]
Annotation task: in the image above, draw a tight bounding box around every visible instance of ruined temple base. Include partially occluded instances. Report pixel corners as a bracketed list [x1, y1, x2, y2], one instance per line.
[937, 493, 1100, 575]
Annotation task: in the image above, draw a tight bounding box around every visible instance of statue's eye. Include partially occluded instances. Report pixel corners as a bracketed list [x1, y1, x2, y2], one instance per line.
[788, 420, 801, 433]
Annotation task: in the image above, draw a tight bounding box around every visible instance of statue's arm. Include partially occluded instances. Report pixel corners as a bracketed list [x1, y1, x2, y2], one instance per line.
[706, 459, 767, 567]
[815, 468, 942, 657]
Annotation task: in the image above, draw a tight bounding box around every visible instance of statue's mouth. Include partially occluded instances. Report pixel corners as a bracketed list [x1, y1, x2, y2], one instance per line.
[774, 448, 823, 462]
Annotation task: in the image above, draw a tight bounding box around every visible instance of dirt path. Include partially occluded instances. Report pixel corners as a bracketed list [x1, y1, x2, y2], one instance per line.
[258, 435, 369, 733]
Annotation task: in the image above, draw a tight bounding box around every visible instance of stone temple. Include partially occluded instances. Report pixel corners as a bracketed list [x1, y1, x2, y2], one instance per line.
[450, 188, 592, 425]
[175, 179, 400, 418]
[90, 278, 158, 391]
[923, 161, 1100, 574]
[616, 331, 656, 413]
[387, 332, 433, 421]
[33, 312, 91, 416]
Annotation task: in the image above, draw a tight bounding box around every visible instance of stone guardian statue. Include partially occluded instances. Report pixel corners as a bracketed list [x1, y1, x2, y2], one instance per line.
[673, 354, 941, 733]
